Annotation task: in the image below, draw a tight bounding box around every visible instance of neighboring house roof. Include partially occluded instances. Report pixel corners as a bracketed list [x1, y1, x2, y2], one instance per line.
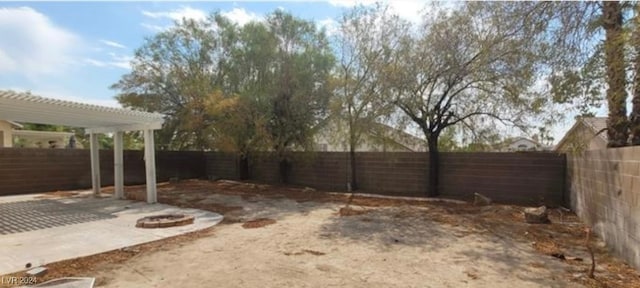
[315, 120, 427, 152]
[6, 121, 23, 128]
[554, 117, 607, 151]
[492, 136, 547, 151]
[581, 117, 608, 142]
[505, 137, 540, 146]
[369, 122, 427, 152]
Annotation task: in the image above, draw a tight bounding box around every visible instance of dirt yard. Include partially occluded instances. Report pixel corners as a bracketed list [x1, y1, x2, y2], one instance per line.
[4, 180, 640, 288]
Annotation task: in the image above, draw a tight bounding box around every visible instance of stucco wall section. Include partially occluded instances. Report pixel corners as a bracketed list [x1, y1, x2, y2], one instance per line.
[567, 146, 640, 269]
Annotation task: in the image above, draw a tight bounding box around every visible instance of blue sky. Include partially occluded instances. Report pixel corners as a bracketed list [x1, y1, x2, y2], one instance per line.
[0, 1, 603, 142]
[0, 2, 328, 106]
[0, 1, 425, 107]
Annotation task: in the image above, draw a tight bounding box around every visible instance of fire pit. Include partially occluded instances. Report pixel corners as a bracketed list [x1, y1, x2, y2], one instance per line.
[136, 214, 195, 228]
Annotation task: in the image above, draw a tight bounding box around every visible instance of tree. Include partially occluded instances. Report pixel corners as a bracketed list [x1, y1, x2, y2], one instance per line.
[111, 10, 334, 185]
[112, 15, 237, 150]
[330, 5, 400, 190]
[205, 91, 269, 179]
[259, 11, 335, 183]
[603, 1, 629, 147]
[485, 1, 636, 147]
[387, 4, 548, 196]
[631, 3, 640, 145]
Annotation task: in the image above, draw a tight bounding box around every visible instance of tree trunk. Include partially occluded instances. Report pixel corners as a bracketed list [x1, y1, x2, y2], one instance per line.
[603, 1, 630, 147]
[349, 147, 358, 191]
[348, 117, 358, 191]
[279, 158, 290, 184]
[427, 136, 439, 197]
[239, 154, 249, 180]
[632, 4, 640, 145]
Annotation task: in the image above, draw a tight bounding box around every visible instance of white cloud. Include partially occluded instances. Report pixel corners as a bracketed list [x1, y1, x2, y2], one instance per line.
[317, 18, 339, 36]
[327, 0, 377, 7]
[327, 0, 426, 23]
[221, 8, 262, 26]
[84, 54, 131, 70]
[141, 6, 208, 32]
[84, 58, 108, 67]
[108, 53, 133, 70]
[141, 7, 262, 30]
[142, 6, 207, 22]
[140, 23, 168, 32]
[99, 39, 126, 49]
[0, 7, 81, 78]
[388, 1, 425, 23]
[84, 52, 132, 70]
[0, 50, 16, 71]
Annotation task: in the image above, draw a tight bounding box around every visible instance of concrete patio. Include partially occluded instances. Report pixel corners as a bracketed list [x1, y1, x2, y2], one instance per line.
[0, 191, 223, 275]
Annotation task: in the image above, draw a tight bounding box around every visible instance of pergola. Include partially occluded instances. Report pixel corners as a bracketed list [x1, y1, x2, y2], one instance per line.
[0, 90, 165, 203]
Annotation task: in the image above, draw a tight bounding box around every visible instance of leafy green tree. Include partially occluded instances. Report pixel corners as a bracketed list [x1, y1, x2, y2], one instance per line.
[112, 11, 334, 180]
[258, 11, 335, 183]
[218, 21, 280, 178]
[112, 15, 237, 150]
[205, 91, 269, 179]
[330, 5, 401, 190]
[436, 127, 460, 152]
[386, 3, 550, 196]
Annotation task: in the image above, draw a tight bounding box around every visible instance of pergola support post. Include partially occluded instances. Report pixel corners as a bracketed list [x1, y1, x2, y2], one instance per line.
[143, 129, 157, 204]
[89, 133, 101, 196]
[114, 131, 124, 199]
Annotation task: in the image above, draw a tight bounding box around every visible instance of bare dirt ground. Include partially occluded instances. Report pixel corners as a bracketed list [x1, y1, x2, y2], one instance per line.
[4, 180, 640, 288]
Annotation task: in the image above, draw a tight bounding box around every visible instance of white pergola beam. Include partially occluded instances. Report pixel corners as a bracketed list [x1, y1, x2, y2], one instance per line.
[85, 122, 163, 134]
[89, 133, 101, 196]
[144, 129, 157, 204]
[0, 90, 164, 129]
[114, 131, 124, 199]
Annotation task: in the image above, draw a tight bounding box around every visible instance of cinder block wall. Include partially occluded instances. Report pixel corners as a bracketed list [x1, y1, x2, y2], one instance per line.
[205, 151, 565, 206]
[567, 147, 640, 270]
[0, 149, 565, 207]
[440, 153, 565, 205]
[0, 148, 206, 195]
[205, 152, 238, 180]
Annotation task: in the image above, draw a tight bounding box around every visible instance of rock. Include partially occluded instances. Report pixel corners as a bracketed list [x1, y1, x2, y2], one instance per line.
[303, 187, 316, 192]
[26, 266, 47, 277]
[473, 193, 492, 206]
[524, 206, 550, 224]
[121, 247, 140, 253]
[480, 206, 499, 213]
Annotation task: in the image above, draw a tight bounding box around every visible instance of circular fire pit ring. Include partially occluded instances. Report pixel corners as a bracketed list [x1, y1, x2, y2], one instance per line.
[136, 214, 195, 228]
